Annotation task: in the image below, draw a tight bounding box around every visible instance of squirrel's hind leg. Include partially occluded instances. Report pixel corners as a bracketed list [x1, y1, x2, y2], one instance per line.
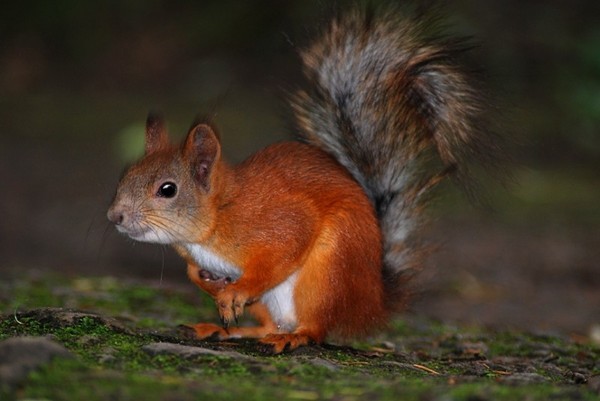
[259, 329, 324, 354]
[257, 214, 385, 353]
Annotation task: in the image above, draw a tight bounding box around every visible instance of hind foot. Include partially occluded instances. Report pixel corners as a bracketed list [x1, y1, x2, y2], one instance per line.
[259, 332, 317, 354]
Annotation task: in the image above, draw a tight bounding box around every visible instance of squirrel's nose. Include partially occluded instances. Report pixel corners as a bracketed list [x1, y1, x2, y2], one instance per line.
[107, 207, 125, 225]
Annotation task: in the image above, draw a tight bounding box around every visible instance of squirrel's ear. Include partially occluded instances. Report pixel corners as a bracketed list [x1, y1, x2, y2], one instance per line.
[183, 123, 221, 191]
[145, 112, 169, 155]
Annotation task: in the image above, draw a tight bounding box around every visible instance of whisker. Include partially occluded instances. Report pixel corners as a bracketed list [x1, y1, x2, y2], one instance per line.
[143, 213, 199, 239]
[98, 221, 115, 258]
[159, 245, 166, 287]
[84, 212, 98, 250]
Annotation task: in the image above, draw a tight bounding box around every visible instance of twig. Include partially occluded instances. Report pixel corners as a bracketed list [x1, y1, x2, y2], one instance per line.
[13, 307, 23, 325]
[413, 363, 441, 375]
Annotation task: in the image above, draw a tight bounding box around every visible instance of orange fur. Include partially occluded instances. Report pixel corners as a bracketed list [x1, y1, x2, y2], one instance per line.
[108, 8, 500, 353]
[108, 128, 389, 351]
[179, 141, 388, 350]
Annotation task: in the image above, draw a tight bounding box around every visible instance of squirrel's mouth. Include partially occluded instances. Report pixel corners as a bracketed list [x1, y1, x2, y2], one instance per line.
[116, 224, 174, 245]
[115, 224, 149, 239]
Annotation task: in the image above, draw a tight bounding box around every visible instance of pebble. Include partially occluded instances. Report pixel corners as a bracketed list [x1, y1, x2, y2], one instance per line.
[587, 375, 600, 394]
[500, 372, 548, 385]
[142, 342, 251, 361]
[0, 336, 73, 388]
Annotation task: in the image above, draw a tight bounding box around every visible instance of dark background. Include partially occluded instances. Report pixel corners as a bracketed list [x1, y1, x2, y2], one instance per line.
[1, 1, 598, 337]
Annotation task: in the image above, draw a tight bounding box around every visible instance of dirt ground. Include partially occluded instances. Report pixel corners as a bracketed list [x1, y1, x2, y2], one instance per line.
[417, 221, 600, 336]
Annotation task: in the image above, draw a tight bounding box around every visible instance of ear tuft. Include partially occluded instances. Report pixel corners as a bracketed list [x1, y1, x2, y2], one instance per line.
[184, 123, 221, 191]
[145, 112, 169, 154]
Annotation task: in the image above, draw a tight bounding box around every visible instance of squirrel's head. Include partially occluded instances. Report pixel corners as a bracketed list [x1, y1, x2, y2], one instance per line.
[107, 112, 222, 244]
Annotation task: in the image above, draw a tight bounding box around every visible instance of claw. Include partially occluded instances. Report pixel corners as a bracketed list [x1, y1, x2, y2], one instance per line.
[259, 333, 313, 354]
[215, 287, 248, 329]
[218, 299, 231, 328]
[233, 302, 244, 323]
[177, 324, 198, 340]
[257, 342, 277, 354]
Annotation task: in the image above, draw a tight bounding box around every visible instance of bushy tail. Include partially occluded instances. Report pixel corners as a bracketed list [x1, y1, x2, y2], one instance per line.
[292, 7, 504, 310]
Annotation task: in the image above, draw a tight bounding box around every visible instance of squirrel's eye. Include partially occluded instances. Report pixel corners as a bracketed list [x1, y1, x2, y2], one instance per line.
[157, 182, 177, 198]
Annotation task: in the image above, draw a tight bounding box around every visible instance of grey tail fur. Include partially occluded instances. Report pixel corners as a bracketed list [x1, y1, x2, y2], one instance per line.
[291, 7, 505, 311]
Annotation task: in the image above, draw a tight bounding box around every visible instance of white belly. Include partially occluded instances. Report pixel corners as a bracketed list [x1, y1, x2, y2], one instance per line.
[184, 243, 298, 331]
[183, 243, 242, 280]
[261, 272, 299, 332]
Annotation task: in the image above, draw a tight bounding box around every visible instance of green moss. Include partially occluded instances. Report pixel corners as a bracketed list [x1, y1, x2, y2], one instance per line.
[1, 275, 599, 401]
[17, 359, 197, 401]
[447, 383, 600, 401]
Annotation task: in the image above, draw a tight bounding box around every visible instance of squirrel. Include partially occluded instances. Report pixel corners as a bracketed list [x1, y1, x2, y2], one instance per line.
[107, 7, 503, 353]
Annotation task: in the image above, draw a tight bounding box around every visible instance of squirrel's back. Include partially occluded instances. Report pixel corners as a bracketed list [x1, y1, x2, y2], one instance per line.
[292, 7, 504, 309]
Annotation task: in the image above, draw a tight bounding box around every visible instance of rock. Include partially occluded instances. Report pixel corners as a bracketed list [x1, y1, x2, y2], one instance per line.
[0, 336, 73, 388]
[301, 356, 340, 372]
[588, 375, 600, 394]
[589, 324, 600, 346]
[500, 372, 548, 385]
[142, 342, 251, 361]
[14, 307, 131, 334]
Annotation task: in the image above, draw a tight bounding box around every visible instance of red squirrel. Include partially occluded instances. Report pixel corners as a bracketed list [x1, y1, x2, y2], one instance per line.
[108, 8, 503, 353]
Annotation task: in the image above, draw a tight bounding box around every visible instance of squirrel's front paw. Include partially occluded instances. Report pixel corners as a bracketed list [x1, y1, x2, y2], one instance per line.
[216, 288, 249, 327]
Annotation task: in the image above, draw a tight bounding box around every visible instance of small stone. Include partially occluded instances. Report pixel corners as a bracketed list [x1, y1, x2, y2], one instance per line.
[500, 372, 548, 385]
[456, 342, 489, 358]
[588, 375, 600, 394]
[142, 342, 251, 361]
[303, 357, 340, 372]
[589, 324, 600, 346]
[380, 341, 396, 350]
[570, 371, 587, 385]
[0, 336, 73, 388]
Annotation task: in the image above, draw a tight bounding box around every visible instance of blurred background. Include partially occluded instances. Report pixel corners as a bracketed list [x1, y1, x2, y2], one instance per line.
[1, 1, 598, 337]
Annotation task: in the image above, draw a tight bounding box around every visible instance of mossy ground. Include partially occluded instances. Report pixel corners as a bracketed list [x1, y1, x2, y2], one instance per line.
[1, 275, 598, 401]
